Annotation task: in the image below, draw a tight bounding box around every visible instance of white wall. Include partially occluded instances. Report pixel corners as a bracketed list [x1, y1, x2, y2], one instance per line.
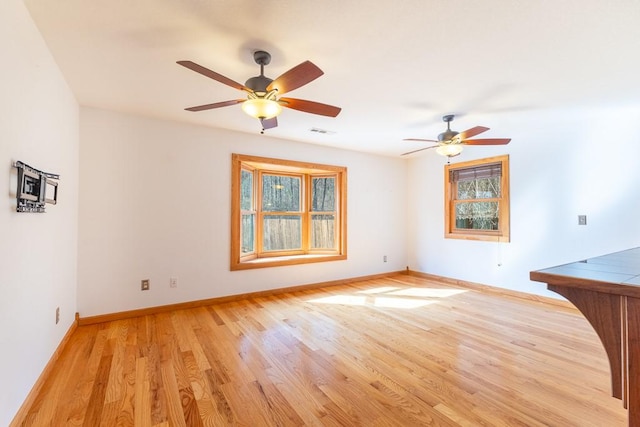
[407, 107, 640, 298]
[0, 0, 79, 424]
[78, 107, 407, 316]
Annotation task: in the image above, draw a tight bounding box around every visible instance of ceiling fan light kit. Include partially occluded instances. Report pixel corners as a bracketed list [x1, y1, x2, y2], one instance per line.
[435, 144, 464, 157]
[402, 114, 511, 158]
[242, 97, 282, 119]
[177, 50, 341, 132]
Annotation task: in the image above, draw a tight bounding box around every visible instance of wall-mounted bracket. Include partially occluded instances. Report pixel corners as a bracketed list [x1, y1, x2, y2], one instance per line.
[13, 161, 59, 213]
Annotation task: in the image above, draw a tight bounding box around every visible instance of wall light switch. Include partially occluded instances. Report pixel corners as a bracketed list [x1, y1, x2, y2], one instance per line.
[578, 215, 587, 225]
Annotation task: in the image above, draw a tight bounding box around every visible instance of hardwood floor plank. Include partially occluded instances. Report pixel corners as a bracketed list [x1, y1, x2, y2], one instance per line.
[158, 363, 187, 427]
[83, 351, 113, 425]
[18, 276, 628, 426]
[111, 343, 137, 426]
[134, 357, 151, 427]
[180, 350, 214, 425]
[62, 328, 112, 425]
[202, 368, 235, 425]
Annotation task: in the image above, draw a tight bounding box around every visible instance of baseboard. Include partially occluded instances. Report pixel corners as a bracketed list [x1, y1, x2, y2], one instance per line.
[78, 270, 408, 325]
[405, 270, 576, 311]
[10, 313, 79, 427]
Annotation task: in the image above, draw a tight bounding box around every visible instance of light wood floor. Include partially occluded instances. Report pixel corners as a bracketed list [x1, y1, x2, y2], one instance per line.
[20, 275, 627, 426]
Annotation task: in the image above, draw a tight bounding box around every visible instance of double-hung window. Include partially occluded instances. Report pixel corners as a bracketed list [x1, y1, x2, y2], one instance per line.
[444, 155, 510, 242]
[231, 154, 347, 270]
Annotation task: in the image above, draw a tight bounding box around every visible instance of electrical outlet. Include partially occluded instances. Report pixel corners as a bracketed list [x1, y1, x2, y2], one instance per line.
[141, 279, 150, 291]
[578, 215, 587, 225]
[55, 307, 60, 324]
[383, 255, 388, 263]
[170, 277, 178, 288]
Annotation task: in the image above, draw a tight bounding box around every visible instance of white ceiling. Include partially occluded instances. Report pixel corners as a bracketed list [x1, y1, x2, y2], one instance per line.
[24, 0, 640, 157]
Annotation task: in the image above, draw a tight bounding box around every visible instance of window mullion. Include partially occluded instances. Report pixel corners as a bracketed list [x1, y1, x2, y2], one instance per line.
[303, 174, 310, 253]
[256, 170, 265, 256]
[333, 174, 340, 252]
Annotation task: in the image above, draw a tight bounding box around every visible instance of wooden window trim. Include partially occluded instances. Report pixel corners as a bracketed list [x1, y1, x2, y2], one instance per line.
[231, 154, 347, 270]
[444, 155, 510, 242]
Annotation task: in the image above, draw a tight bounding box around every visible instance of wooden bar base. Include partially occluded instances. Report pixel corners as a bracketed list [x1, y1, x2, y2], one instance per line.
[531, 247, 640, 426]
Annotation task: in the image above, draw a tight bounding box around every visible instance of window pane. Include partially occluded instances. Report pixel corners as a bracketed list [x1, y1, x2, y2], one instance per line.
[262, 175, 300, 212]
[263, 215, 301, 250]
[241, 170, 253, 211]
[457, 177, 500, 200]
[312, 177, 335, 212]
[241, 213, 255, 254]
[312, 214, 335, 249]
[455, 202, 499, 230]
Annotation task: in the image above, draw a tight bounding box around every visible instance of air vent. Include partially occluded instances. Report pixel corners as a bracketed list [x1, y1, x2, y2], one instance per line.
[309, 127, 336, 135]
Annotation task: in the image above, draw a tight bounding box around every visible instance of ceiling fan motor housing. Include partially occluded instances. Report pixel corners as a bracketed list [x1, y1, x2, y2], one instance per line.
[245, 75, 273, 93]
[439, 114, 458, 142]
[438, 130, 459, 142]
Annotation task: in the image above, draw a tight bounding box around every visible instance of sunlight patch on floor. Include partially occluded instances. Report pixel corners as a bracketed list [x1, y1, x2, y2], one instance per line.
[308, 286, 468, 309]
[388, 288, 467, 298]
[357, 286, 401, 294]
[373, 297, 435, 309]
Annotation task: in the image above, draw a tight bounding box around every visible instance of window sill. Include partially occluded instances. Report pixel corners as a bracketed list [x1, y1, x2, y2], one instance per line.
[445, 231, 509, 242]
[231, 253, 346, 271]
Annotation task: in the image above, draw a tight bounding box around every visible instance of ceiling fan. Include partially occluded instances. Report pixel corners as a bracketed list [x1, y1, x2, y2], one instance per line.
[402, 114, 511, 157]
[177, 51, 341, 132]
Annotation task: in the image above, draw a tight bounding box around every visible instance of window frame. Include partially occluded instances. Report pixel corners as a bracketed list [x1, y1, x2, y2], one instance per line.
[444, 155, 510, 242]
[231, 153, 347, 270]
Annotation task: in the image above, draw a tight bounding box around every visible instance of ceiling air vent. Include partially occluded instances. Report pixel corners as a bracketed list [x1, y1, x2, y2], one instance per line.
[309, 127, 336, 135]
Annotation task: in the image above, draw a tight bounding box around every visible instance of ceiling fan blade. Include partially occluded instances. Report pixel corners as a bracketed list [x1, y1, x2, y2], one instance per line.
[403, 138, 439, 143]
[261, 117, 278, 130]
[280, 97, 341, 117]
[177, 60, 250, 92]
[458, 126, 489, 140]
[267, 61, 324, 94]
[185, 99, 244, 112]
[463, 138, 511, 145]
[401, 145, 439, 156]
